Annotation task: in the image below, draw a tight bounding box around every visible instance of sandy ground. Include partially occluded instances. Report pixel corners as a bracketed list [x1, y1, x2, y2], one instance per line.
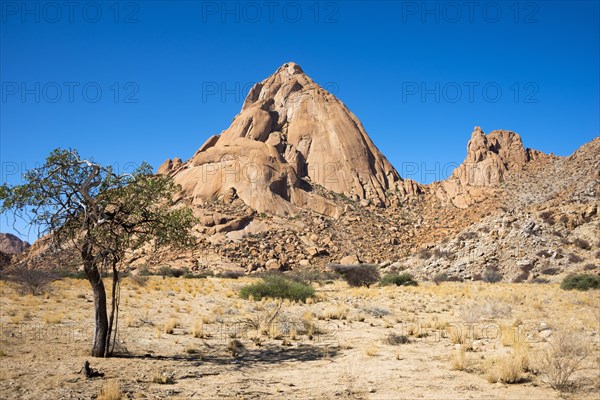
[1, 277, 599, 399]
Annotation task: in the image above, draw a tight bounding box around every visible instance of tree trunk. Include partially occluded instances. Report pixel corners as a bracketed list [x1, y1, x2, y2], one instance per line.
[87, 265, 108, 357]
[105, 260, 119, 357]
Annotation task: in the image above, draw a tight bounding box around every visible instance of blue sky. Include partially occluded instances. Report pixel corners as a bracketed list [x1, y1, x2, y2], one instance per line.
[1, 0, 599, 239]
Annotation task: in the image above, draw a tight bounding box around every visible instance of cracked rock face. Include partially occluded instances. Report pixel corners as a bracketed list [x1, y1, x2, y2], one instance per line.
[159, 62, 411, 217]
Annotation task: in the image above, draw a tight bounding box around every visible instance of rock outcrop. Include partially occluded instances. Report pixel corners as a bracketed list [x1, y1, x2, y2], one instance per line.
[0, 233, 30, 254]
[160, 62, 420, 217]
[435, 127, 548, 208]
[452, 127, 543, 187]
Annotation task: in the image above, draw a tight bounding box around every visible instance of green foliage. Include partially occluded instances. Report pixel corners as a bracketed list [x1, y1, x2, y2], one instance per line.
[560, 274, 600, 291]
[240, 275, 315, 302]
[0, 148, 197, 264]
[380, 272, 418, 287]
[330, 264, 381, 288]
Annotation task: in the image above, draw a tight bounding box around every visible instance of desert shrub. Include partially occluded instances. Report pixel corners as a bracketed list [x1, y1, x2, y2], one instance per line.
[217, 270, 244, 279]
[330, 264, 380, 288]
[596, 251, 600, 259]
[433, 248, 453, 260]
[8, 266, 58, 295]
[537, 329, 590, 391]
[583, 264, 597, 271]
[483, 269, 503, 283]
[567, 253, 583, 263]
[385, 333, 410, 345]
[418, 249, 432, 260]
[158, 266, 185, 278]
[537, 250, 552, 258]
[540, 211, 555, 225]
[512, 272, 529, 283]
[240, 275, 315, 302]
[560, 274, 600, 291]
[560, 237, 572, 246]
[531, 277, 550, 284]
[432, 272, 449, 285]
[541, 268, 560, 275]
[458, 231, 478, 241]
[573, 238, 591, 250]
[287, 268, 337, 285]
[362, 306, 391, 318]
[380, 273, 418, 287]
[129, 274, 149, 287]
[559, 215, 569, 225]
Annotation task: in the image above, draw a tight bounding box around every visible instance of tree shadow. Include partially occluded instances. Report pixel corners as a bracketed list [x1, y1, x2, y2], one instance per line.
[113, 343, 340, 369]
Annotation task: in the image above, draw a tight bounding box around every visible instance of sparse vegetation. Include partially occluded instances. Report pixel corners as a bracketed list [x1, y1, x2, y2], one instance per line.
[7, 266, 58, 295]
[432, 272, 449, 285]
[330, 264, 380, 288]
[97, 381, 122, 400]
[240, 275, 315, 302]
[560, 274, 600, 291]
[482, 268, 503, 283]
[568, 253, 584, 263]
[537, 329, 590, 391]
[385, 333, 410, 345]
[573, 238, 591, 250]
[418, 249, 433, 260]
[380, 273, 418, 287]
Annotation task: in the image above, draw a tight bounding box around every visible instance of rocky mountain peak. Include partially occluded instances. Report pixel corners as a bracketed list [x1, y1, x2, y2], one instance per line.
[161, 63, 419, 217]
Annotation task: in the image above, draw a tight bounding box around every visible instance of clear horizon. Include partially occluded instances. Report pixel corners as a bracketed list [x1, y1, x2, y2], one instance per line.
[1, 1, 599, 242]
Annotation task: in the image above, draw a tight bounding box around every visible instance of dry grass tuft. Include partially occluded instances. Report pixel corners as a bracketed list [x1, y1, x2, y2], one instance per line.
[97, 381, 122, 400]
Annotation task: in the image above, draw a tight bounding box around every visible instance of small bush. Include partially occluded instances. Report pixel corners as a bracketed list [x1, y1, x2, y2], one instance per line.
[129, 274, 149, 287]
[568, 253, 583, 263]
[330, 264, 380, 288]
[458, 231, 478, 241]
[158, 266, 185, 278]
[432, 272, 449, 285]
[560, 274, 600, 291]
[596, 251, 600, 259]
[418, 249, 432, 260]
[573, 238, 591, 250]
[483, 269, 503, 283]
[386, 333, 410, 345]
[287, 268, 337, 285]
[537, 329, 590, 391]
[216, 270, 243, 279]
[433, 248, 452, 260]
[380, 273, 418, 287]
[541, 268, 560, 275]
[583, 264, 597, 271]
[8, 267, 58, 295]
[240, 275, 315, 302]
[540, 211, 555, 225]
[537, 250, 552, 258]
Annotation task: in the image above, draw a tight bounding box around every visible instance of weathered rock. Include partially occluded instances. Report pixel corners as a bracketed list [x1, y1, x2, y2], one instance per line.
[160, 62, 423, 218]
[340, 254, 361, 265]
[0, 233, 30, 254]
